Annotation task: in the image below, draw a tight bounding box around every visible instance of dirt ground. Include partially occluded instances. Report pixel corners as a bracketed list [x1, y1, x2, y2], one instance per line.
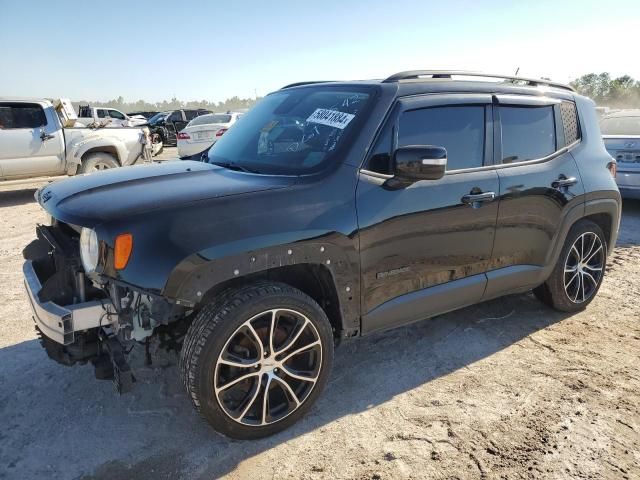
[1, 153, 639, 480]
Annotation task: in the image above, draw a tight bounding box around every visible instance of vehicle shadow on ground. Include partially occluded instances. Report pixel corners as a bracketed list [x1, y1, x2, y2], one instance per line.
[0, 292, 572, 480]
[0, 188, 38, 208]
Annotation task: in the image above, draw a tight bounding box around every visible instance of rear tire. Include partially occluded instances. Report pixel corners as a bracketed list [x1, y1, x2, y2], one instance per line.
[533, 219, 607, 312]
[80, 153, 119, 173]
[179, 283, 334, 439]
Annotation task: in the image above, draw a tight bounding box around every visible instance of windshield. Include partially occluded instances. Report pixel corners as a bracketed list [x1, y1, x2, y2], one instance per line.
[207, 87, 374, 175]
[189, 114, 232, 127]
[148, 111, 170, 125]
[600, 116, 640, 136]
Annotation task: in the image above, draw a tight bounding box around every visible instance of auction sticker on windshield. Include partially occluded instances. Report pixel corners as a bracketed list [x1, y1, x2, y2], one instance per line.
[307, 109, 355, 129]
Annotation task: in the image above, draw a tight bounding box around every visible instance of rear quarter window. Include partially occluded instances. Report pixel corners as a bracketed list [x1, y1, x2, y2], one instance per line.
[560, 101, 580, 144]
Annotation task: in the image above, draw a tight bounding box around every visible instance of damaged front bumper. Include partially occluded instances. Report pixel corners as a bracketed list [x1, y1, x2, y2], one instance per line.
[23, 259, 117, 346]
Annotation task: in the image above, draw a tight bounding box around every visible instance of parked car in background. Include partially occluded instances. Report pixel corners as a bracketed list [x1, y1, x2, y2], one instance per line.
[0, 98, 151, 181]
[146, 109, 211, 146]
[22, 72, 620, 440]
[76, 106, 147, 127]
[127, 111, 159, 120]
[177, 112, 242, 159]
[601, 110, 640, 199]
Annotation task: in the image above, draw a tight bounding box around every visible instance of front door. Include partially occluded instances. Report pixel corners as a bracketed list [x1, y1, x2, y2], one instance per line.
[0, 102, 65, 179]
[356, 94, 500, 334]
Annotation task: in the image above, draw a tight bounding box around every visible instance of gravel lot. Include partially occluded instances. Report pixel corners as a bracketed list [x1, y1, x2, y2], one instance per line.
[1, 154, 639, 479]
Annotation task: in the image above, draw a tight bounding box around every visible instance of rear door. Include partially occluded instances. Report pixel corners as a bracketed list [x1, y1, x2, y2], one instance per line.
[357, 94, 500, 334]
[484, 95, 585, 297]
[0, 102, 65, 179]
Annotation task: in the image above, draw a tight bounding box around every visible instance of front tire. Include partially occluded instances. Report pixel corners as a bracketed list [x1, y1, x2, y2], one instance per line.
[80, 152, 119, 173]
[533, 219, 607, 312]
[180, 283, 334, 439]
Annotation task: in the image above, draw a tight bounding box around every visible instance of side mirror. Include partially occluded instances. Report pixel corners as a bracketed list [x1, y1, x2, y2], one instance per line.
[392, 145, 447, 185]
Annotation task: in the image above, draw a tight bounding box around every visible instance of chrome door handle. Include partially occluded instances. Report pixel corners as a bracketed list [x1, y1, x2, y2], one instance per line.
[551, 176, 577, 189]
[461, 191, 496, 207]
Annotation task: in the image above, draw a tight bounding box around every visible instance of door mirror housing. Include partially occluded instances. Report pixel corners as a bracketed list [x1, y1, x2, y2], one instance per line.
[392, 145, 447, 185]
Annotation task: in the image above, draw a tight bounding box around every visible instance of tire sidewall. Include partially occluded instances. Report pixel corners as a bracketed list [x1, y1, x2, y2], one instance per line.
[195, 289, 334, 440]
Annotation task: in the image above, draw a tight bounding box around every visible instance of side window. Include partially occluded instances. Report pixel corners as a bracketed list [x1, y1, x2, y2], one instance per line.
[97, 109, 108, 118]
[109, 110, 125, 120]
[0, 103, 47, 129]
[398, 106, 486, 170]
[560, 101, 580, 145]
[500, 106, 556, 163]
[185, 110, 198, 121]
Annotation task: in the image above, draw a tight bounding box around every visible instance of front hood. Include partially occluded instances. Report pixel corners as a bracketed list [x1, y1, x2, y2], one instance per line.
[37, 161, 295, 226]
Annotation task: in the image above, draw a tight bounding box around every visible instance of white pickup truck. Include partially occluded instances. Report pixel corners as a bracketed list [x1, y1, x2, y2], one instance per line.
[76, 105, 147, 127]
[0, 98, 152, 182]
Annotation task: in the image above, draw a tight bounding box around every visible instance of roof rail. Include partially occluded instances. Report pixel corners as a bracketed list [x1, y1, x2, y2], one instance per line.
[281, 81, 334, 89]
[382, 70, 575, 92]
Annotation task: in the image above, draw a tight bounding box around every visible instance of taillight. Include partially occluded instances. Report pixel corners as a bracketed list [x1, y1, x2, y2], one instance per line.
[216, 128, 228, 137]
[177, 132, 190, 140]
[607, 160, 617, 179]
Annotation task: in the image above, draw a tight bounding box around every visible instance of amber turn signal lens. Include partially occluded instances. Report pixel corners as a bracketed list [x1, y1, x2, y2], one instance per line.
[607, 161, 617, 179]
[114, 233, 133, 270]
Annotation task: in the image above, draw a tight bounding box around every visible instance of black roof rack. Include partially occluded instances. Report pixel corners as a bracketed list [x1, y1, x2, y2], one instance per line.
[281, 81, 334, 89]
[382, 70, 574, 92]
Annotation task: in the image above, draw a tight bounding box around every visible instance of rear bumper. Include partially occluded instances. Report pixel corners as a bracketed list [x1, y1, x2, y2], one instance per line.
[23, 260, 116, 345]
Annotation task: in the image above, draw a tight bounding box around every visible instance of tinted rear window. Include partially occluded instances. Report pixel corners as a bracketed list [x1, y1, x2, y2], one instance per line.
[500, 106, 556, 163]
[600, 116, 640, 136]
[189, 114, 232, 126]
[398, 106, 486, 170]
[0, 103, 47, 129]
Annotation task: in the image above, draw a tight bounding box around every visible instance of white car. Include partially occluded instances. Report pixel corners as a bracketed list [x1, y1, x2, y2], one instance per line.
[177, 112, 242, 159]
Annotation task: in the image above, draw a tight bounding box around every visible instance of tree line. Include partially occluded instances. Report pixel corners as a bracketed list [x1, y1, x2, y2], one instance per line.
[74, 73, 640, 113]
[72, 95, 261, 114]
[570, 73, 640, 108]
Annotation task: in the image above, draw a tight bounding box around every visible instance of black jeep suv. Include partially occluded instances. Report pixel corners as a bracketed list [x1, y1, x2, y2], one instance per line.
[23, 71, 620, 439]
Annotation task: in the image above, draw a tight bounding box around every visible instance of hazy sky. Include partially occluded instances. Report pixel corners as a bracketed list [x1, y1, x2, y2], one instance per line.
[1, 0, 639, 102]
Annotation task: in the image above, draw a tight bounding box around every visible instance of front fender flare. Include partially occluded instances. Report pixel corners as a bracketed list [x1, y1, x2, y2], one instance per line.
[163, 241, 360, 333]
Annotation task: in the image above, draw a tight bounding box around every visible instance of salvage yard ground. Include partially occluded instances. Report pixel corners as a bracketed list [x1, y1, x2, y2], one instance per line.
[1, 151, 639, 479]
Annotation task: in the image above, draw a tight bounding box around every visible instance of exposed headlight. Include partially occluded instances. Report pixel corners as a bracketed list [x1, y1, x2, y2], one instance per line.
[80, 228, 100, 273]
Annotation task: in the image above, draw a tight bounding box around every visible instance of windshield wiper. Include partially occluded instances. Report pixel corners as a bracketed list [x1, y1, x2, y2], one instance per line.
[211, 162, 261, 174]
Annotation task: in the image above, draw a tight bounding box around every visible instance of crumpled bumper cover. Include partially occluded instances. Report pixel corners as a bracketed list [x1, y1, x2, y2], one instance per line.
[23, 260, 116, 345]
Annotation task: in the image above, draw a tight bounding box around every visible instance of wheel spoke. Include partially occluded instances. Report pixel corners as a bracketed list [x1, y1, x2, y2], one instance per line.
[564, 264, 579, 274]
[245, 322, 264, 359]
[275, 318, 310, 356]
[273, 376, 301, 407]
[566, 270, 579, 288]
[282, 366, 319, 384]
[582, 270, 598, 288]
[268, 310, 277, 356]
[218, 356, 260, 369]
[572, 273, 581, 302]
[216, 371, 259, 394]
[583, 264, 602, 272]
[582, 233, 597, 262]
[584, 245, 603, 264]
[261, 375, 273, 425]
[236, 375, 263, 421]
[281, 339, 321, 364]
